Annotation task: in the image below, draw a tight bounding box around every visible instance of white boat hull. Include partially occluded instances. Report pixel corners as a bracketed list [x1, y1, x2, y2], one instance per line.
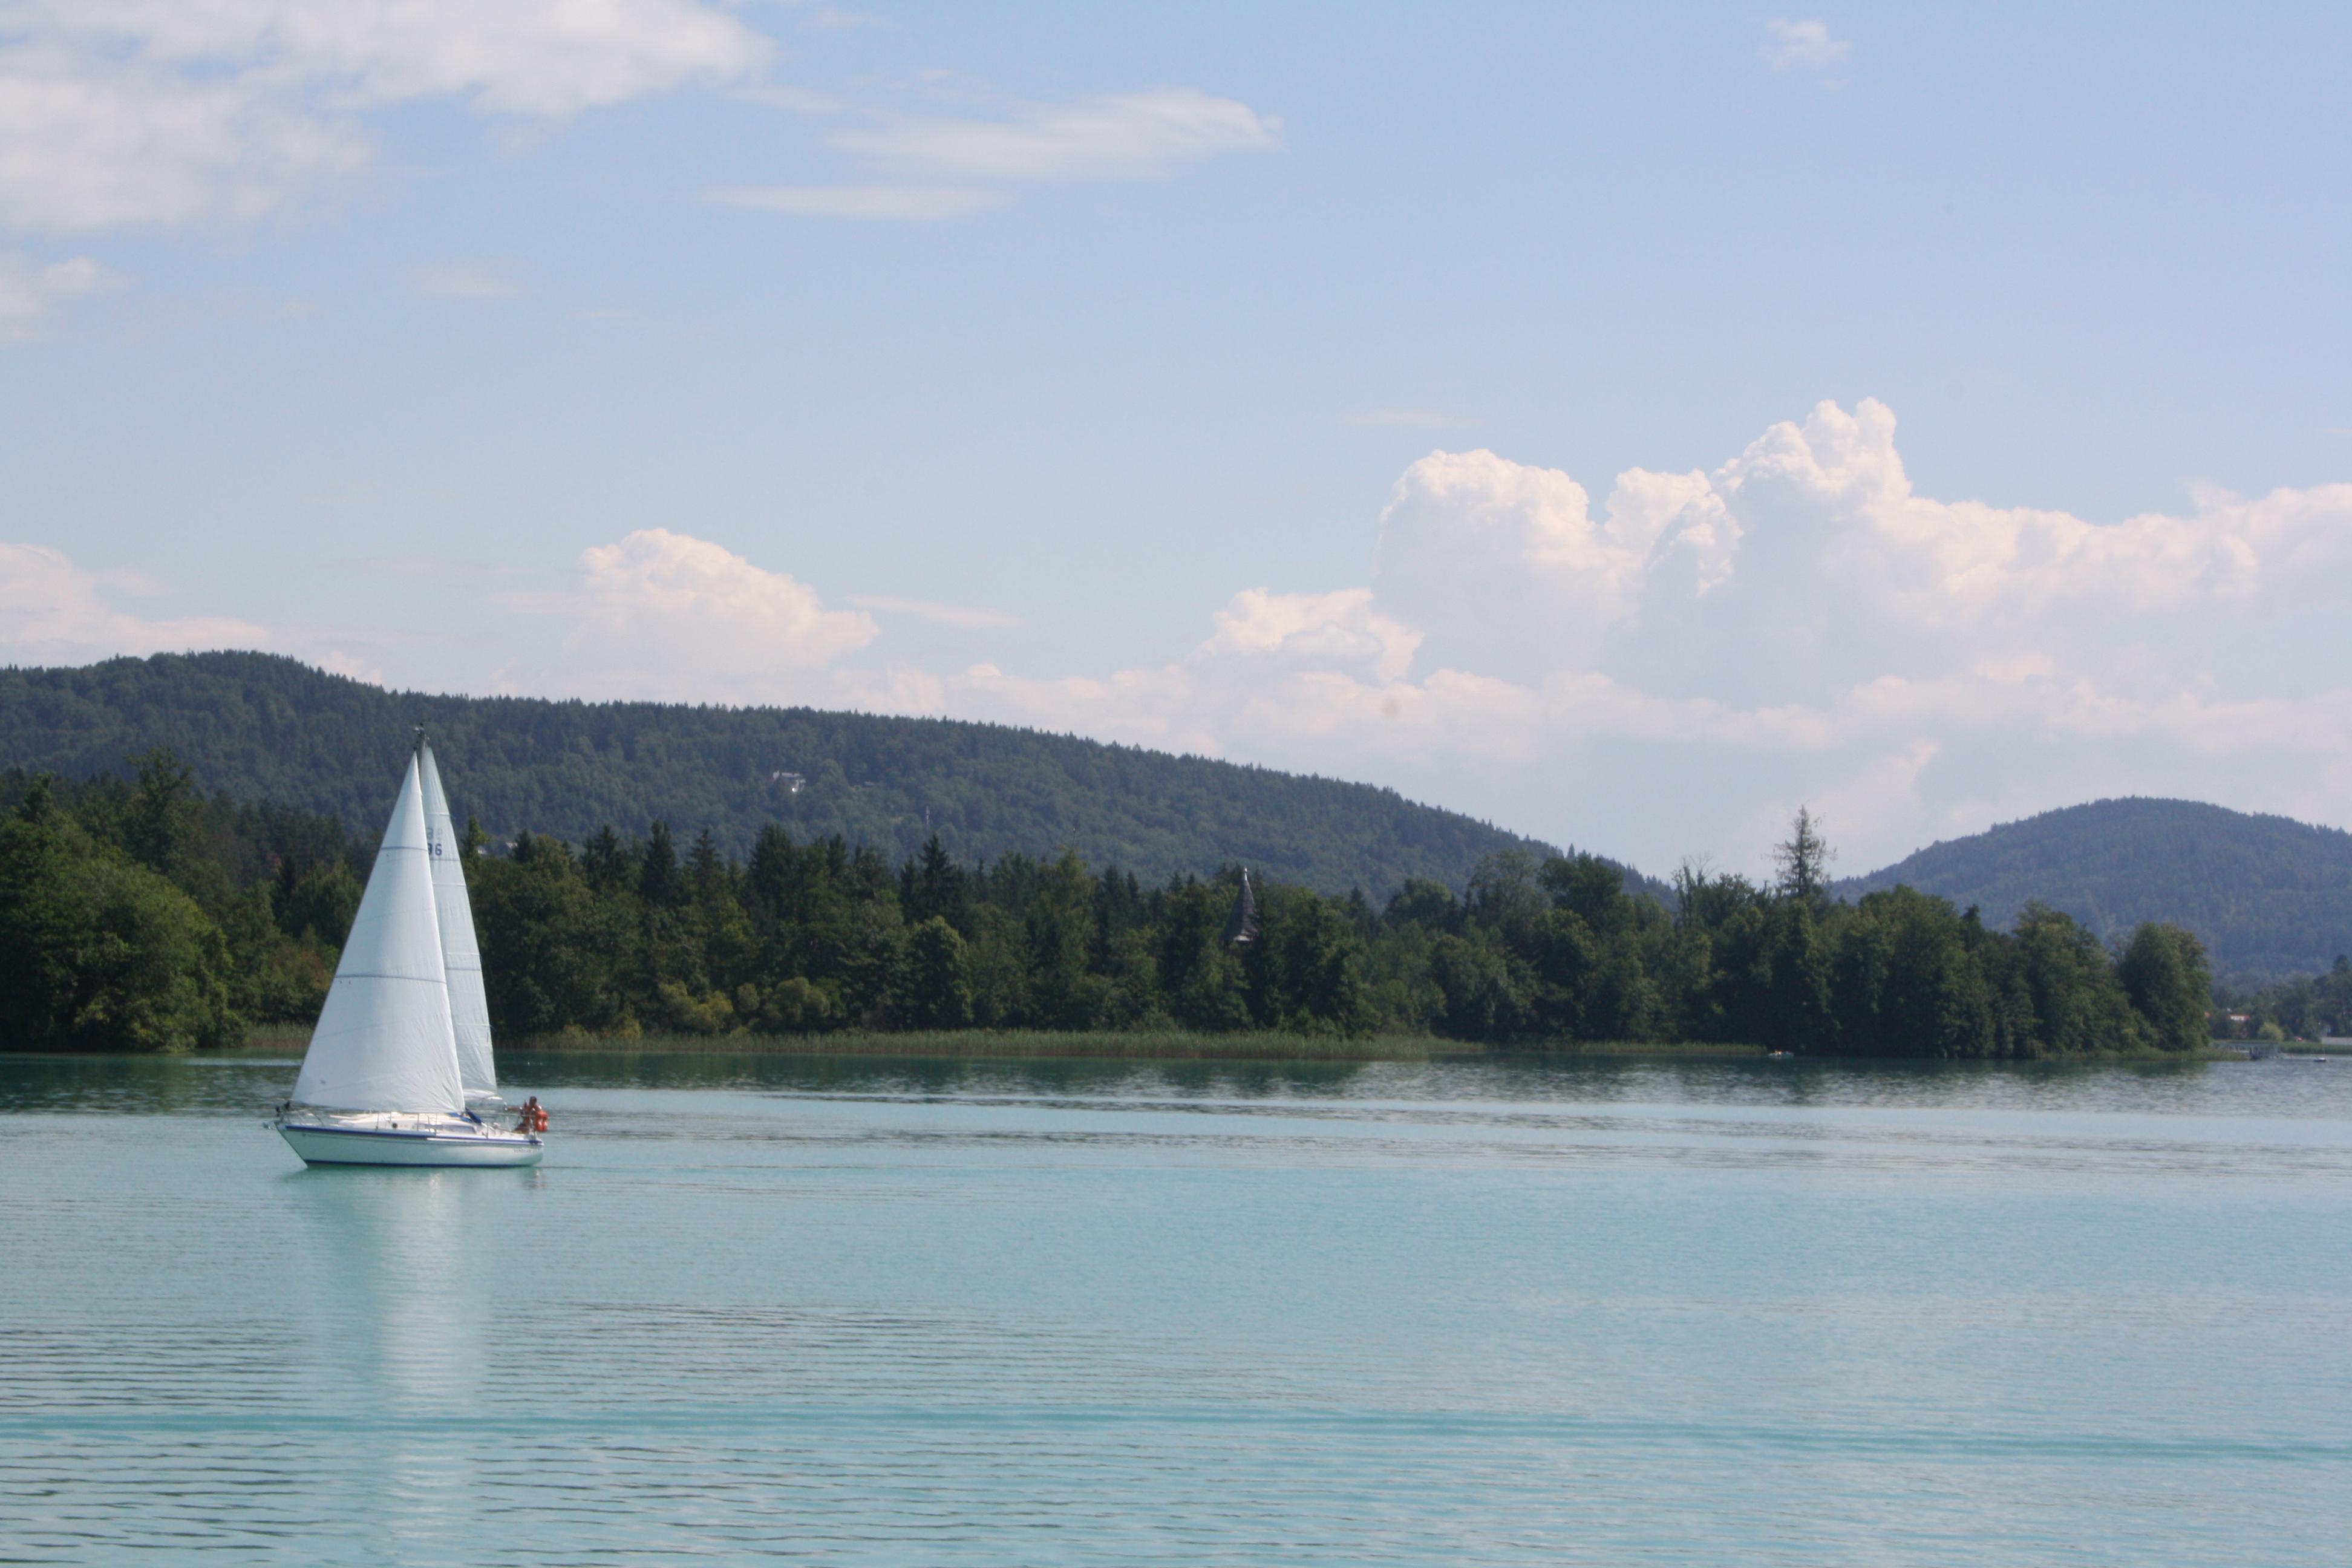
[277, 1118, 543, 1168]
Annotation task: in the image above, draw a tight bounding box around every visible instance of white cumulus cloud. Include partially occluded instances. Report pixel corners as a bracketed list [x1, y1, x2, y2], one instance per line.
[942, 400, 2352, 874]
[501, 529, 880, 704]
[0, 542, 268, 661]
[21, 400, 2352, 880]
[1204, 589, 1421, 683]
[1369, 446, 1734, 675]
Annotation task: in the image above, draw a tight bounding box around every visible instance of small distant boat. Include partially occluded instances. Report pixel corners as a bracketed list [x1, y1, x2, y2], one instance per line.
[272, 734, 543, 1168]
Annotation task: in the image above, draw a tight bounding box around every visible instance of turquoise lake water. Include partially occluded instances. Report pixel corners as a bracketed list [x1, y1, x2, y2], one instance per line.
[4, 1051, 2351, 1565]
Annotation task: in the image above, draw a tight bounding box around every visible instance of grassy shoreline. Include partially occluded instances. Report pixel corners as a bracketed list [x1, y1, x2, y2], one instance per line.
[512, 1033, 1774, 1063]
[189, 1026, 2272, 1065]
[209, 1025, 1771, 1063]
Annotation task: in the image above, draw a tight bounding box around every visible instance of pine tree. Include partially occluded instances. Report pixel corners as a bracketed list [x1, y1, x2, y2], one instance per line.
[688, 828, 727, 904]
[583, 825, 627, 893]
[639, 822, 680, 907]
[125, 747, 195, 880]
[1772, 807, 1834, 906]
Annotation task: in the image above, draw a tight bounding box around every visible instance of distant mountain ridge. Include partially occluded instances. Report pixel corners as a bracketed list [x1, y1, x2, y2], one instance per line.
[1838, 797, 2352, 981]
[0, 652, 1563, 897]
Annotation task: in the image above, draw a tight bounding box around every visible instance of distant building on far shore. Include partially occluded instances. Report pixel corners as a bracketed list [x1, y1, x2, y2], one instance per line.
[771, 771, 806, 794]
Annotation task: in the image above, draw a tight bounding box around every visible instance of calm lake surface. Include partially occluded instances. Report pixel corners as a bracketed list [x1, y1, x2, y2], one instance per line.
[5, 1051, 2351, 1565]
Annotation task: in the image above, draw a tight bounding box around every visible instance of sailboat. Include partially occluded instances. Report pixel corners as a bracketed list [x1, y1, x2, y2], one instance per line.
[272, 734, 544, 1168]
[417, 737, 498, 1105]
[1220, 868, 1260, 947]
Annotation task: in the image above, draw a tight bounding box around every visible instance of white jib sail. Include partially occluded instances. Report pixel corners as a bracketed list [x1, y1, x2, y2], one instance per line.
[418, 740, 497, 1099]
[292, 753, 465, 1114]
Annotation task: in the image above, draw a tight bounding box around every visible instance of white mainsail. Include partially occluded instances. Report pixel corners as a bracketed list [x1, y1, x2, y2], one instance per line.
[418, 739, 497, 1099]
[291, 753, 465, 1114]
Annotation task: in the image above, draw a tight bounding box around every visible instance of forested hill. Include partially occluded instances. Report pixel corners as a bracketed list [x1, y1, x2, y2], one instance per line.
[1838, 797, 2352, 981]
[0, 652, 1561, 897]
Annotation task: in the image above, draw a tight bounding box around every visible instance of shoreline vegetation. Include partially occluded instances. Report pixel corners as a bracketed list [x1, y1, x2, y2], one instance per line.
[200, 1025, 2262, 1065]
[212, 1024, 1769, 1063]
[1, 753, 2294, 1064]
[70, 1024, 2268, 1066]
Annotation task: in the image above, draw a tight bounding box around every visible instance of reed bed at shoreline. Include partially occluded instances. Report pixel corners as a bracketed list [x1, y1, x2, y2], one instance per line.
[503, 1031, 1782, 1062]
[195, 1030, 2275, 1066]
[522, 1030, 1459, 1062]
[214, 1026, 1772, 1063]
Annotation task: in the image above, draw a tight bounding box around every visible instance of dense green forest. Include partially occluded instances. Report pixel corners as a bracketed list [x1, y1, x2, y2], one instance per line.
[0, 651, 1581, 898]
[0, 758, 366, 1051]
[0, 763, 2219, 1059]
[1839, 798, 2352, 982]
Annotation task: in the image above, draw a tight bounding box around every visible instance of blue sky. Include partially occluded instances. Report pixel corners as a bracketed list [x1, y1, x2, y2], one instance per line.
[4, 2, 2350, 877]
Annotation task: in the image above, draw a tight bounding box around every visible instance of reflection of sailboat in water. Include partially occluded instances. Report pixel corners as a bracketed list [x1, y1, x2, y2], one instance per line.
[273, 734, 544, 1167]
[299, 1168, 497, 1404]
[289, 1167, 509, 1547]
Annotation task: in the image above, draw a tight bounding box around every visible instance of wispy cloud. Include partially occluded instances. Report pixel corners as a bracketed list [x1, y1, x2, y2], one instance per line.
[0, 253, 118, 341]
[0, 2, 768, 232]
[410, 264, 519, 299]
[849, 593, 1022, 630]
[708, 185, 1001, 220]
[0, 49, 371, 231]
[832, 88, 1279, 180]
[1765, 19, 1852, 71]
[1341, 408, 1476, 430]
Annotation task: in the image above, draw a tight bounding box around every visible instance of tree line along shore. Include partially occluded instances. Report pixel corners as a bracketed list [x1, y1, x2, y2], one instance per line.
[0, 752, 2245, 1060]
